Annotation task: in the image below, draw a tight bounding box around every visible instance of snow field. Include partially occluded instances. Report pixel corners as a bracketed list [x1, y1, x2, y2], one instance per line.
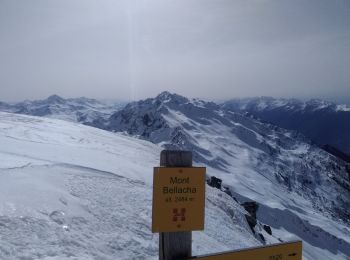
[0, 112, 261, 259]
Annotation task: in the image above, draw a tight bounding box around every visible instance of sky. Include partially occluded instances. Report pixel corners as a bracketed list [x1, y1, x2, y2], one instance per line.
[0, 0, 350, 103]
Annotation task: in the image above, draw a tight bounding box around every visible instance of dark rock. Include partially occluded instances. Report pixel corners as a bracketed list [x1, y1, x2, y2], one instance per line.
[142, 114, 151, 126]
[222, 186, 232, 196]
[245, 214, 257, 233]
[242, 201, 259, 234]
[322, 144, 350, 163]
[346, 165, 350, 180]
[259, 233, 266, 243]
[207, 176, 222, 189]
[263, 224, 272, 235]
[241, 201, 259, 219]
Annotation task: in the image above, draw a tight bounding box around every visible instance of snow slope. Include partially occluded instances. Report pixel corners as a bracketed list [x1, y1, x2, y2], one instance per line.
[0, 112, 263, 260]
[99, 92, 350, 260]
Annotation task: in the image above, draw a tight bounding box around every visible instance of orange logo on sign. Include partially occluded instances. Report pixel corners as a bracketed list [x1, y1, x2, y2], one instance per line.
[173, 208, 186, 222]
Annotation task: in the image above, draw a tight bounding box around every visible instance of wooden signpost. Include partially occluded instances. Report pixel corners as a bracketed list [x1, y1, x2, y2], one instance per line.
[152, 150, 206, 260]
[152, 150, 303, 260]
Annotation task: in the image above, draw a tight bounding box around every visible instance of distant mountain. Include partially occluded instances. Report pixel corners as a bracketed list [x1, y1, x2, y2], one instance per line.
[0, 95, 125, 124]
[88, 92, 350, 259]
[92, 92, 350, 223]
[222, 97, 350, 155]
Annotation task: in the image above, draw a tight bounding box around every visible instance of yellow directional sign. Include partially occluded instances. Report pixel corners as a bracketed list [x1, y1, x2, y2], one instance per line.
[190, 241, 302, 260]
[152, 167, 206, 233]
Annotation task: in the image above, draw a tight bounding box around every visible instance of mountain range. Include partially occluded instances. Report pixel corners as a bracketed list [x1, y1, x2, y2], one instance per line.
[0, 94, 125, 124]
[222, 96, 350, 155]
[0, 92, 349, 259]
[92, 91, 350, 218]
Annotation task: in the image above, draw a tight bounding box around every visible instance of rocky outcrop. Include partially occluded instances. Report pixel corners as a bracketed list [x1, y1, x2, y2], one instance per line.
[241, 201, 259, 219]
[241, 201, 259, 233]
[263, 224, 272, 235]
[207, 176, 222, 189]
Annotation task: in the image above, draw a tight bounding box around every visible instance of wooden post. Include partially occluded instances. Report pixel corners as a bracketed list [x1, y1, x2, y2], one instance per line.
[159, 150, 192, 260]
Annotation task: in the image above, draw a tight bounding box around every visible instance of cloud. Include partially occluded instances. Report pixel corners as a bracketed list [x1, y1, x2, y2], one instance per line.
[0, 0, 349, 103]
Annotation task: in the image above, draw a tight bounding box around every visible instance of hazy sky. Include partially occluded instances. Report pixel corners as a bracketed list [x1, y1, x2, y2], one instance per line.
[1, 0, 350, 103]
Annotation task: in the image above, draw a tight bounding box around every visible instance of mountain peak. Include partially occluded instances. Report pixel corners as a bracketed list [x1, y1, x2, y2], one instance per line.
[155, 91, 189, 104]
[46, 95, 65, 103]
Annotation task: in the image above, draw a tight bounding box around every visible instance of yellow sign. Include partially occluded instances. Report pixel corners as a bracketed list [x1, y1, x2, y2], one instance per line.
[152, 167, 206, 233]
[190, 241, 302, 260]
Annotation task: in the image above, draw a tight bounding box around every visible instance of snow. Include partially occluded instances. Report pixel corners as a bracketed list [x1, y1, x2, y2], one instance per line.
[224, 96, 347, 112]
[0, 112, 262, 259]
[102, 93, 350, 260]
[336, 104, 350, 112]
[1, 89, 350, 260]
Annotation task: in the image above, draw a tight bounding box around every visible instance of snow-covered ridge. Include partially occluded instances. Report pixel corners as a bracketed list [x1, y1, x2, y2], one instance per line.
[222, 96, 350, 112]
[0, 95, 125, 124]
[336, 104, 350, 112]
